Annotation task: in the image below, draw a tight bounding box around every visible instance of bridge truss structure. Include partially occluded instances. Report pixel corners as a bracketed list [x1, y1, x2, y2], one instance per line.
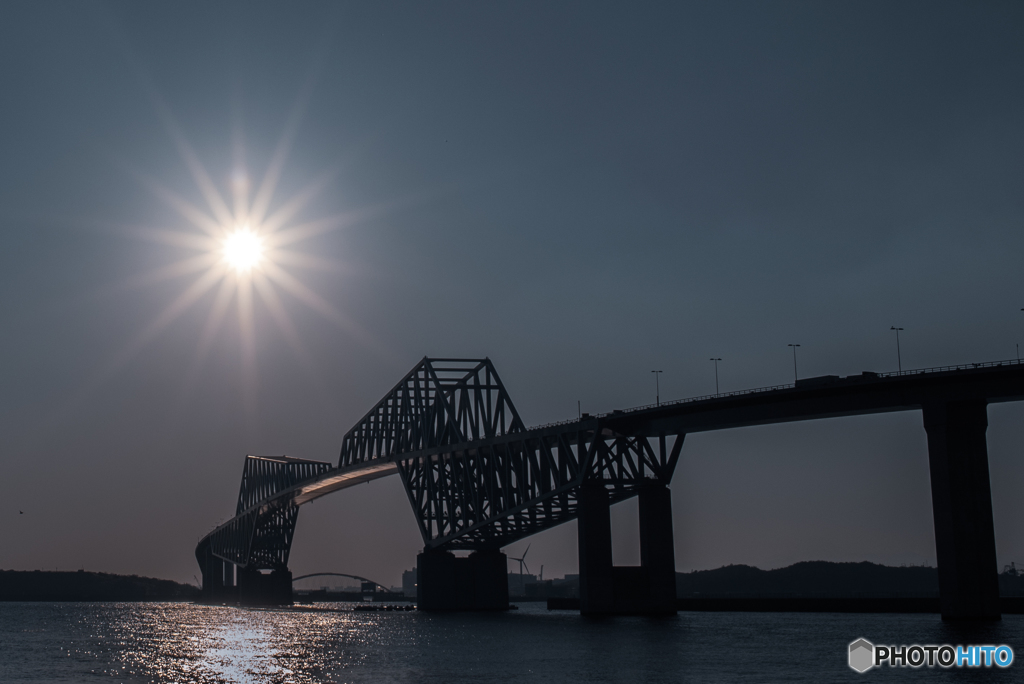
[197, 355, 1024, 619]
[198, 358, 681, 572]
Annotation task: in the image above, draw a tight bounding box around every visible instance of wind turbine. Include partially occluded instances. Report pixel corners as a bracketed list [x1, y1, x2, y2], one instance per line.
[509, 544, 531, 577]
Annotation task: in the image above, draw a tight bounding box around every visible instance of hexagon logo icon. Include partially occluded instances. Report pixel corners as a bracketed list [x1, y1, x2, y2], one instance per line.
[849, 638, 875, 673]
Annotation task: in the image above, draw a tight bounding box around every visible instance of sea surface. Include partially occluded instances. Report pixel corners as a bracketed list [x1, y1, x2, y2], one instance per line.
[1, 602, 1021, 683]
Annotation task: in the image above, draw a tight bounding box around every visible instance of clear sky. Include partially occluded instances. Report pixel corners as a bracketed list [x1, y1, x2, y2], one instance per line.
[1, 1, 1022, 588]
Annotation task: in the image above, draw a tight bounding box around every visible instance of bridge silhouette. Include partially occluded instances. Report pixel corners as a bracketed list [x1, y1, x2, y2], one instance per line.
[291, 573, 396, 594]
[196, 356, 1024, 618]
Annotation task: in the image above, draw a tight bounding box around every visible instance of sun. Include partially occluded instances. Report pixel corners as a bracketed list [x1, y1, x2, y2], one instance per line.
[86, 78, 382, 427]
[223, 228, 263, 272]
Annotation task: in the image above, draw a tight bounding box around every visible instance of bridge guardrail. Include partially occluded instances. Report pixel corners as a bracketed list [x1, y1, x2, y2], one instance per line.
[530, 358, 1023, 431]
[876, 358, 1022, 379]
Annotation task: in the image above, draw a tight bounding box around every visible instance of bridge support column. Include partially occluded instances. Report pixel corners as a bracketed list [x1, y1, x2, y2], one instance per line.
[578, 481, 677, 615]
[236, 568, 293, 606]
[223, 561, 235, 589]
[578, 482, 615, 614]
[639, 481, 677, 611]
[197, 545, 237, 604]
[417, 549, 509, 611]
[924, 400, 1000, 620]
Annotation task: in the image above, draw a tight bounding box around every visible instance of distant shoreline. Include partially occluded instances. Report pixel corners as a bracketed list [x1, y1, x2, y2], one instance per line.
[0, 569, 198, 602]
[5, 561, 1023, 605]
[546, 596, 1024, 613]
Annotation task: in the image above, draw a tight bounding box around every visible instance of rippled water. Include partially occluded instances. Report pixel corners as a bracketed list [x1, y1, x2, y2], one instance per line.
[1, 602, 1021, 683]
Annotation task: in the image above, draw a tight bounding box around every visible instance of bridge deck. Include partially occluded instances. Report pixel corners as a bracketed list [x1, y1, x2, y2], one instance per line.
[199, 359, 1024, 550]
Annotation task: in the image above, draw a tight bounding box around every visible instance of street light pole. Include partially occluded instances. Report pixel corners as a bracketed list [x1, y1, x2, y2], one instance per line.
[710, 358, 722, 396]
[788, 344, 800, 383]
[651, 370, 662, 407]
[891, 326, 904, 372]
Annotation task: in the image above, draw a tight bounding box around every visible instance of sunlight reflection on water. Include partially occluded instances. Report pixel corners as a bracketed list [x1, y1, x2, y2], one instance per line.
[1, 602, 1023, 683]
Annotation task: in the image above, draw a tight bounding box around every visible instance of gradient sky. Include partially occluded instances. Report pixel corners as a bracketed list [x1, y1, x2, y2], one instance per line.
[1, 1, 1022, 588]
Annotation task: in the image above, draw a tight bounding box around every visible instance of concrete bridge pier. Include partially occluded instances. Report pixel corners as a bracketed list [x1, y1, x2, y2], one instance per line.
[196, 543, 293, 605]
[578, 482, 615, 614]
[639, 481, 677, 608]
[924, 400, 1001, 621]
[197, 546, 235, 603]
[236, 568, 293, 606]
[578, 481, 677, 615]
[416, 548, 509, 611]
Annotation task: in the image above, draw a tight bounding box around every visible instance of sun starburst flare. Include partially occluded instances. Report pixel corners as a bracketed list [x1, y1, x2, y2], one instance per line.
[78, 104, 387, 428]
[223, 228, 264, 272]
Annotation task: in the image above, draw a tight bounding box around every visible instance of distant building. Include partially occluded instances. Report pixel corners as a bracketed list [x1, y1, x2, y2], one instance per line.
[331, 584, 359, 593]
[507, 572, 538, 598]
[524, 575, 579, 599]
[402, 568, 417, 598]
[552, 575, 579, 598]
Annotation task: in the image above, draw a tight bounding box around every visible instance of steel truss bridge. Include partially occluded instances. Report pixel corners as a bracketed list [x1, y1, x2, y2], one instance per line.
[197, 356, 1024, 618]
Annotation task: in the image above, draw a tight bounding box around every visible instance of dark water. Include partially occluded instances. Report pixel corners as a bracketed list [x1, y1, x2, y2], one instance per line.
[0, 602, 1021, 683]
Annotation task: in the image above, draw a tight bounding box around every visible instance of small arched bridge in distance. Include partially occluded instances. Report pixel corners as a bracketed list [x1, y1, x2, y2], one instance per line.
[196, 356, 1024, 618]
[291, 573, 397, 595]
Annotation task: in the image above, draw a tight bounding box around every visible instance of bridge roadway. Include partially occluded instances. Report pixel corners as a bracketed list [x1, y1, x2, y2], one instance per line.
[196, 357, 1024, 619]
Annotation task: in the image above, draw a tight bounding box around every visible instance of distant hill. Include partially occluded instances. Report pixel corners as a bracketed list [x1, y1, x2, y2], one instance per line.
[676, 561, 1024, 598]
[0, 570, 199, 601]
